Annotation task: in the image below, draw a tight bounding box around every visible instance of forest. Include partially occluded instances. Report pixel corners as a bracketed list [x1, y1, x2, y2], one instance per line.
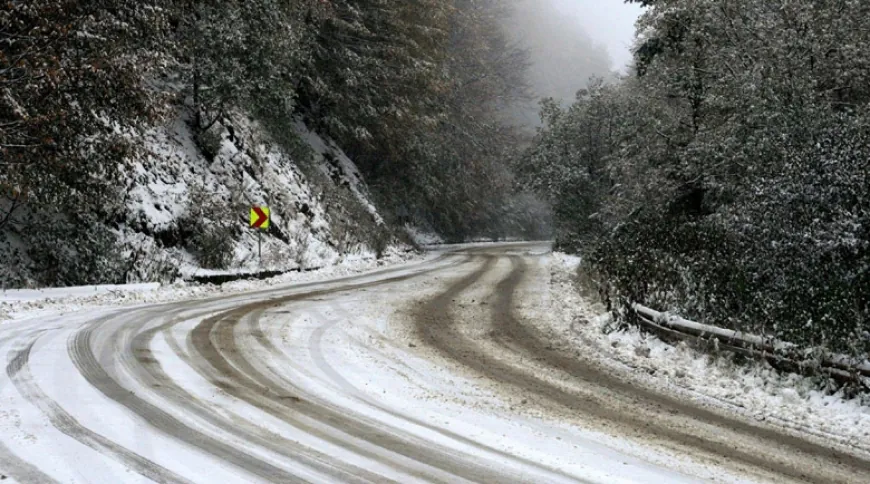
[1, 0, 552, 286]
[523, 0, 870, 357]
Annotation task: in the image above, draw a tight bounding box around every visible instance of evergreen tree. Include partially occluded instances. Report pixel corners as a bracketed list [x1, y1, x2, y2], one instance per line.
[524, 0, 870, 356]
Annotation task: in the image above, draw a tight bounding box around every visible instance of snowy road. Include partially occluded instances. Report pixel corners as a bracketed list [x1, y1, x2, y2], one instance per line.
[1, 243, 869, 483]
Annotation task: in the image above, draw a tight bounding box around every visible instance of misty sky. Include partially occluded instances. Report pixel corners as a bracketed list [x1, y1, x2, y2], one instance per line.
[550, 0, 644, 72]
[503, 0, 645, 128]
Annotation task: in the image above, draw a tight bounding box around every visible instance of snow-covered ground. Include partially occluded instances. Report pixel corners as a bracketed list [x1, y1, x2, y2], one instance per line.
[2, 244, 867, 483]
[297, 258, 748, 483]
[544, 252, 870, 453]
[0, 283, 161, 303]
[128, 111, 393, 276]
[0, 247, 424, 326]
[1, 107, 397, 289]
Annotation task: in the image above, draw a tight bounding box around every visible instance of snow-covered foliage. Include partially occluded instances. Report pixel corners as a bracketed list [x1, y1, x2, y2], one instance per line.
[298, 0, 549, 241]
[523, 0, 870, 357]
[404, 226, 444, 247]
[545, 253, 870, 451]
[2, 0, 548, 287]
[1, 104, 395, 288]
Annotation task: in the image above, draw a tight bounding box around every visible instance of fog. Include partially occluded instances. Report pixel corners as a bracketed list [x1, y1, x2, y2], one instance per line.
[548, 0, 644, 72]
[504, 0, 642, 127]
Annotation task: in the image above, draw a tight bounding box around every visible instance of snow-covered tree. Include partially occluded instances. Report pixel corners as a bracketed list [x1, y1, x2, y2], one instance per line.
[179, 0, 313, 131]
[1, 1, 174, 284]
[525, 0, 870, 356]
[2, 0, 542, 283]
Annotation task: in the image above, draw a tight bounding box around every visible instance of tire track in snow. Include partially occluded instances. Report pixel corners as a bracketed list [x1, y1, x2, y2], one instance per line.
[0, 440, 58, 484]
[184, 255, 539, 483]
[52, 253, 464, 482]
[6, 337, 193, 484]
[52, 252, 465, 482]
[0, 248, 487, 482]
[156, 308, 396, 483]
[412, 252, 870, 484]
[121, 307, 377, 483]
[68, 316, 312, 483]
[301, 273, 590, 483]
[494, 256, 870, 482]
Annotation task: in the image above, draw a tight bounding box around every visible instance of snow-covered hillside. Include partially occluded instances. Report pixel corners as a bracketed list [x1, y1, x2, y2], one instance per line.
[0, 111, 403, 288]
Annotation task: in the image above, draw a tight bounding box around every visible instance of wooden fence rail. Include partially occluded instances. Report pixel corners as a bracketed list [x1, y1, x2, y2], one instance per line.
[631, 303, 870, 385]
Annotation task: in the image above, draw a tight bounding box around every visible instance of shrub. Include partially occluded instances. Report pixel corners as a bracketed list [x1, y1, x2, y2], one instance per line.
[180, 183, 239, 270]
[25, 215, 127, 287]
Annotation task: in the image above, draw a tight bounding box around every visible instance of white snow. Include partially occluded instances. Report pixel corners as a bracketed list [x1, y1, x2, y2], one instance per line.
[0, 249, 425, 326]
[545, 252, 870, 454]
[0, 283, 161, 302]
[403, 225, 444, 246]
[272, 274, 730, 482]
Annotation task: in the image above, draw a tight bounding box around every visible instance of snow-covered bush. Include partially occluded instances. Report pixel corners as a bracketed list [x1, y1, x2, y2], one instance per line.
[180, 183, 240, 270]
[118, 233, 181, 284]
[525, 0, 870, 360]
[290, 228, 311, 269]
[25, 215, 127, 287]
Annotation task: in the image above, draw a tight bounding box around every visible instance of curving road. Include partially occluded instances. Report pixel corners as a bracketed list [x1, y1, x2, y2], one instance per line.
[1, 243, 869, 483]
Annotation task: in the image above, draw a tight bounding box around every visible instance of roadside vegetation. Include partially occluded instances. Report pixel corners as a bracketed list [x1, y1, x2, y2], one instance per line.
[1, 1, 550, 287]
[522, 0, 870, 361]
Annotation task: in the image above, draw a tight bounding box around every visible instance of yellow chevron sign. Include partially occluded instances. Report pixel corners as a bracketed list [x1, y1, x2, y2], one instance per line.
[250, 206, 270, 229]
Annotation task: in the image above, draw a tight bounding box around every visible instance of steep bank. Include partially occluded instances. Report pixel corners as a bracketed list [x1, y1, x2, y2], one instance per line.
[0, 110, 404, 288]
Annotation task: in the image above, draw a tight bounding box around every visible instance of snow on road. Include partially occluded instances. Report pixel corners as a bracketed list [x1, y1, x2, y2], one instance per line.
[0, 283, 162, 302]
[0, 248, 424, 324]
[284, 268, 725, 483]
[1, 243, 869, 483]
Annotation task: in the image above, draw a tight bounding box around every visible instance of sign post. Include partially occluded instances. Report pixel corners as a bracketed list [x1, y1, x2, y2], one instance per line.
[249, 206, 270, 266]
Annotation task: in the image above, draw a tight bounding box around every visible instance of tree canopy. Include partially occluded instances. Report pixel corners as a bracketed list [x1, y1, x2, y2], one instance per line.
[523, 0, 870, 356]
